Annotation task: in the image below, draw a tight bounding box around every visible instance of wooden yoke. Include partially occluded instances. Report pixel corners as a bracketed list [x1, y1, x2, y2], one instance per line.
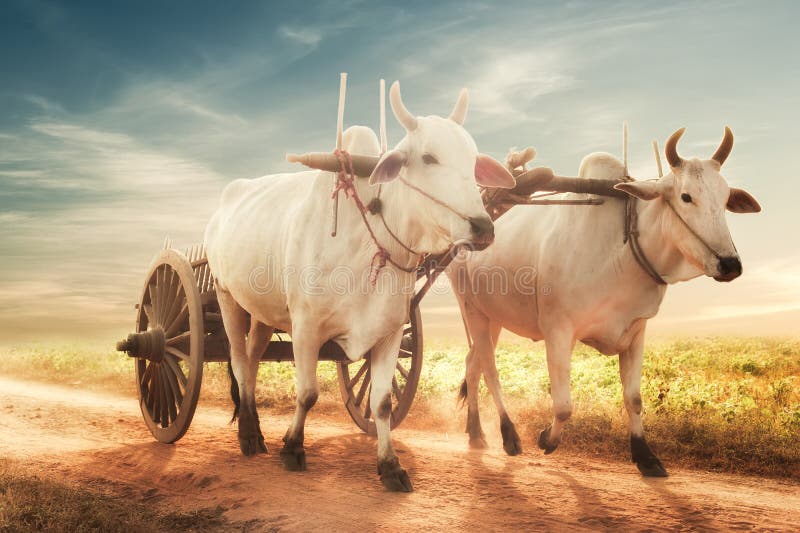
[286, 152, 379, 177]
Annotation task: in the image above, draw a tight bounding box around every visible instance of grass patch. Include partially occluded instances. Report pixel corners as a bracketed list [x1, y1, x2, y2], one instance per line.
[1, 337, 799, 479]
[0, 459, 253, 532]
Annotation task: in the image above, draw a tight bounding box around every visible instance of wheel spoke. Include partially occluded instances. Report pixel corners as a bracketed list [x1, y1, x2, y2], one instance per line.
[144, 363, 157, 412]
[347, 361, 369, 389]
[165, 303, 188, 337]
[164, 285, 185, 330]
[160, 365, 170, 427]
[161, 365, 177, 424]
[163, 358, 184, 406]
[166, 346, 189, 362]
[395, 362, 409, 380]
[392, 376, 402, 401]
[155, 268, 166, 324]
[140, 361, 153, 390]
[403, 326, 412, 336]
[151, 366, 161, 424]
[164, 353, 188, 388]
[364, 398, 372, 421]
[142, 304, 155, 326]
[148, 283, 159, 325]
[160, 269, 177, 326]
[354, 367, 371, 406]
[166, 332, 191, 347]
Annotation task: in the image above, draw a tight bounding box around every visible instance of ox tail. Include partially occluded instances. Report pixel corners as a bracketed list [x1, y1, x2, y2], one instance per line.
[457, 379, 468, 408]
[228, 361, 240, 423]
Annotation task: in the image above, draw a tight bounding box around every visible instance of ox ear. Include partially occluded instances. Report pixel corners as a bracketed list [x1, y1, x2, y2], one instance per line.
[369, 150, 406, 185]
[726, 187, 761, 213]
[614, 181, 662, 201]
[475, 154, 516, 189]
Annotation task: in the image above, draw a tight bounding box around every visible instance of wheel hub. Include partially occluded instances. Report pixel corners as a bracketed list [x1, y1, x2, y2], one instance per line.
[117, 327, 166, 362]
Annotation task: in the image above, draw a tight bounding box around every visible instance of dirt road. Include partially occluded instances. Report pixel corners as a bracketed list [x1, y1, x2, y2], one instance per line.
[1, 375, 798, 531]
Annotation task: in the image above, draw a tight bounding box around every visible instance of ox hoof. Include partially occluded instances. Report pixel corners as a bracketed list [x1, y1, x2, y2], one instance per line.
[637, 458, 669, 478]
[469, 435, 489, 449]
[238, 434, 268, 456]
[631, 435, 668, 477]
[500, 415, 523, 456]
[537, 425, 560, 455]
[280, 445, 307, 471]
[378, 457, 413, 492]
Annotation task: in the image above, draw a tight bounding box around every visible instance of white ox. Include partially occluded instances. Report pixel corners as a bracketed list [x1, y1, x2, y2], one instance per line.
[449, 127, 761, 476]
[204, 81, 514, 491]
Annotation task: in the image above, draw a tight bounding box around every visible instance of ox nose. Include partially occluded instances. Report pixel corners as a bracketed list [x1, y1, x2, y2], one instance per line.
[468, 216, 494, 249]
[715, 256, 742, 282]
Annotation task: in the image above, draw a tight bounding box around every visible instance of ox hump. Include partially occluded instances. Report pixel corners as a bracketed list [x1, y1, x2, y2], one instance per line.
[342, 125, 381, 157]
[578, 152, 625, 181]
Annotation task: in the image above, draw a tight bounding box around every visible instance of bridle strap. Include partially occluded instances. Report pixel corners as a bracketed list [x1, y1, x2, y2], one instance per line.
[396, 176, 472, 221]
[376, 184, 422, 256]
[625, 195, 667, 285]
[663, 199, 730, 260]
[374, 172, 474, 258]
[623, 184, 731, 285]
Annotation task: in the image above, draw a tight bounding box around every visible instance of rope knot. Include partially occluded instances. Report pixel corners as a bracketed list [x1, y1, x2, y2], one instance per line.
[369, 248, 390, 286]
[333, 148, 358, 200]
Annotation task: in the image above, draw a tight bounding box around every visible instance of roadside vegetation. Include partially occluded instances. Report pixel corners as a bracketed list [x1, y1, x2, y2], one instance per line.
[1, 337, 798, 479]
[0, 459, 256, 532]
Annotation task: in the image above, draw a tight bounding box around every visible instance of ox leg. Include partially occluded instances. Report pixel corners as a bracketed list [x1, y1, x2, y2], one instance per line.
[280, 330, 320, 472]
[218, 289, 269, 456]
[620, 329, 667, 477]
[371, 329, 413, 492]
[538, 332, 574, 454]
[460, 304, 496, 450]
[476, 321, 522, 456]
[462, 345, 487, 449]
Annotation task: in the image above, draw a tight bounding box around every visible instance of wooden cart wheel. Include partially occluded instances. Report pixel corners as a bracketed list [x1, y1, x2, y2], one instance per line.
[336, 304, 423, 435]
[130, 249, 204, 443]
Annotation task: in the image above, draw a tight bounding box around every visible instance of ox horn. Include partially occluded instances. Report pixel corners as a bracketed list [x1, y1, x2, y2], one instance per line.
[711, 126, 734, 166]
[390, 81, 418, 131]
[449, 88, 469, 125]
[665, 127, 686, 169]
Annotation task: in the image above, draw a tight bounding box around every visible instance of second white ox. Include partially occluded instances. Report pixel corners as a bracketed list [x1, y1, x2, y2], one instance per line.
[205, 81, 514, 491]
[449, 127, 760, 476]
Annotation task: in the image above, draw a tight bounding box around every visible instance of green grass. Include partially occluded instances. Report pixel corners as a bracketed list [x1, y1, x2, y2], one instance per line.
[416, 337, 800, 479]
[1, 337, 799, 479]
[0, 459, 255, 532]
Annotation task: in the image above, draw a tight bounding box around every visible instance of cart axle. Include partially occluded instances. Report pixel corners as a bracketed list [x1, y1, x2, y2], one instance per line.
[117, 328, 165, 362]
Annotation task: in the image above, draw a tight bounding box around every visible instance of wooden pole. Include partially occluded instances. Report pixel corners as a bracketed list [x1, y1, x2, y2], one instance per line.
[331, 72, 347, 237]
[622, 121, 629, 176]
[379, 78, 387, 153]
[652, 139, 663, 177]
[512, 166, 628, 199]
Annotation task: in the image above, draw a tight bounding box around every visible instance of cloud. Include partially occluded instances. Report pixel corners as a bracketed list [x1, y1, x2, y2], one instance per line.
[23, 95, 65, 113]
[278, 25, 323, 48]
[31, 122, 131, 146]
[467, 49, 574, 120]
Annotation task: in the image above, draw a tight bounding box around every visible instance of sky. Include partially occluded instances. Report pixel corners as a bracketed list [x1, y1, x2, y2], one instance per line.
[0, 0, 798, 344]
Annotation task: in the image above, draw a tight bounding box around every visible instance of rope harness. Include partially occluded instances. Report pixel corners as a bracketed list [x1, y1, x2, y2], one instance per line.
[333, 149, 418, 285]
[332, 149, 477, 285]
[623, 179, 729, 285]
[624, 194, 667, 285]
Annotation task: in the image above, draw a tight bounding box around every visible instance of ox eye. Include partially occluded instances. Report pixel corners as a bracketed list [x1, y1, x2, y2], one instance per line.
[422, 153, 438, 165]
[681, 193, 693, 204]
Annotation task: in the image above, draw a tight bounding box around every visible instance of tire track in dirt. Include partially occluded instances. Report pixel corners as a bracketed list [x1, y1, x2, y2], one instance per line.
[1, 376, 798, 531]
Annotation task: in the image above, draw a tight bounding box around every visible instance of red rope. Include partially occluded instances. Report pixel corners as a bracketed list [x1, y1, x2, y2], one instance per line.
[332, 149, 415, 285]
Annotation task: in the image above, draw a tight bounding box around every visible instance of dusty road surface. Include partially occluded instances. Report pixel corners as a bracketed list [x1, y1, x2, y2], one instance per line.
[1, 375, 798, 531]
